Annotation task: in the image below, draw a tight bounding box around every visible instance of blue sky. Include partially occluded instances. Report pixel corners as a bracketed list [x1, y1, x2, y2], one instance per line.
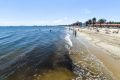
[0, 0, 120, 25]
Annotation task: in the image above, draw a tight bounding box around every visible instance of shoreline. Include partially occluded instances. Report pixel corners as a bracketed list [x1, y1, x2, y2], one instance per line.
[73, 27, 120, 80]
[0, 26, 119, 80]
[66, 29, 114, 80]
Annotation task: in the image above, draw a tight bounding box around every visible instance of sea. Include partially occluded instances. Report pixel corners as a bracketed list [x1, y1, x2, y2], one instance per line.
[0, 26, 74, 80]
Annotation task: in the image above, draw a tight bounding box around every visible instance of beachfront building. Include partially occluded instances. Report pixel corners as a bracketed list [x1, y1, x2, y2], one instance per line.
[94, 24, 120, 28]
[70, 21, 82, 27]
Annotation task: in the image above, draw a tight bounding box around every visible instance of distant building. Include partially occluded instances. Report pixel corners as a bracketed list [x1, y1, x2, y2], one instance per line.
[94, 24, 120, 28]
[70, 21, 82, 27]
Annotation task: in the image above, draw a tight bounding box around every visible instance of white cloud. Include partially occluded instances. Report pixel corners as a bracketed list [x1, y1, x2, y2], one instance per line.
[52, 17, 69, 24]
[0, 17, 73, 26]
[82, 9, 91, 14]
[53, 19, 63, 24]
[52, 17, 79, 25]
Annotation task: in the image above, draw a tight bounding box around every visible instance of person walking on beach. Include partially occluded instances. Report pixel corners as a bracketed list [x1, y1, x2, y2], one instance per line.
[73, 30, 77, 37]
[75, 30, 77, 37]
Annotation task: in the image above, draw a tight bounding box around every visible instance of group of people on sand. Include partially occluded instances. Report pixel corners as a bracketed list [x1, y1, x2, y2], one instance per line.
[112, 30, 119, 34]
[88, 27, 119, 34]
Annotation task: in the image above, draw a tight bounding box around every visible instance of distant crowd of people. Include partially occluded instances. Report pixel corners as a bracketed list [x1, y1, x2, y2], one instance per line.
[87, 27, 119, 34]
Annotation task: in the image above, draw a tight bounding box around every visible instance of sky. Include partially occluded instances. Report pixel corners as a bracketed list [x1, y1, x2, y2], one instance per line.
[0, 0, 120, 26]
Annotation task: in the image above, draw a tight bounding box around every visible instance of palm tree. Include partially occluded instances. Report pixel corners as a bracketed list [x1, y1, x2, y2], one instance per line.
[85, 21, 89, 26]
[92, 17, 96, 27]
[98, 19, 106, 27]
[88, 19, 92, 27]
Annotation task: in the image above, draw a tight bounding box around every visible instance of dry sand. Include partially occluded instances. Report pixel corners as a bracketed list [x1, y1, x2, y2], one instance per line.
[74, 27, 120, 80]
[78, 28, 120, 58]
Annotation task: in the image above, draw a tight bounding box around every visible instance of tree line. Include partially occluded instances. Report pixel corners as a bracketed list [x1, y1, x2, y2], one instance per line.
[85, 18, 120, 27]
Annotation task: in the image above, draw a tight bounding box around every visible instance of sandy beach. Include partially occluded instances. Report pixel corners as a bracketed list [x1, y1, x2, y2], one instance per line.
[71, 27, 120, 80]
[78, 28, 120, 58]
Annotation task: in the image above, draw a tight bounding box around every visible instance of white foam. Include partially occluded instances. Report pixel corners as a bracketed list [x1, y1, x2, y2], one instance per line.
[65, 33, 73, 47]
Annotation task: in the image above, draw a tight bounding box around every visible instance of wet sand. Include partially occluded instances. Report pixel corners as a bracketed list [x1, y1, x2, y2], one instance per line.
[74, 28, 120, 80]
[68, 31, 114, 80]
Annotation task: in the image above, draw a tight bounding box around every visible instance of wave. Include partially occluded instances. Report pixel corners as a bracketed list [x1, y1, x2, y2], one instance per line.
[0, 33, 15, 41]
[64, 33, 73, 50]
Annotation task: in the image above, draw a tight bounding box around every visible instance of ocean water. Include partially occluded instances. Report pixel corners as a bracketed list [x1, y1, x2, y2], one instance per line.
[0, 26, 75, 80]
